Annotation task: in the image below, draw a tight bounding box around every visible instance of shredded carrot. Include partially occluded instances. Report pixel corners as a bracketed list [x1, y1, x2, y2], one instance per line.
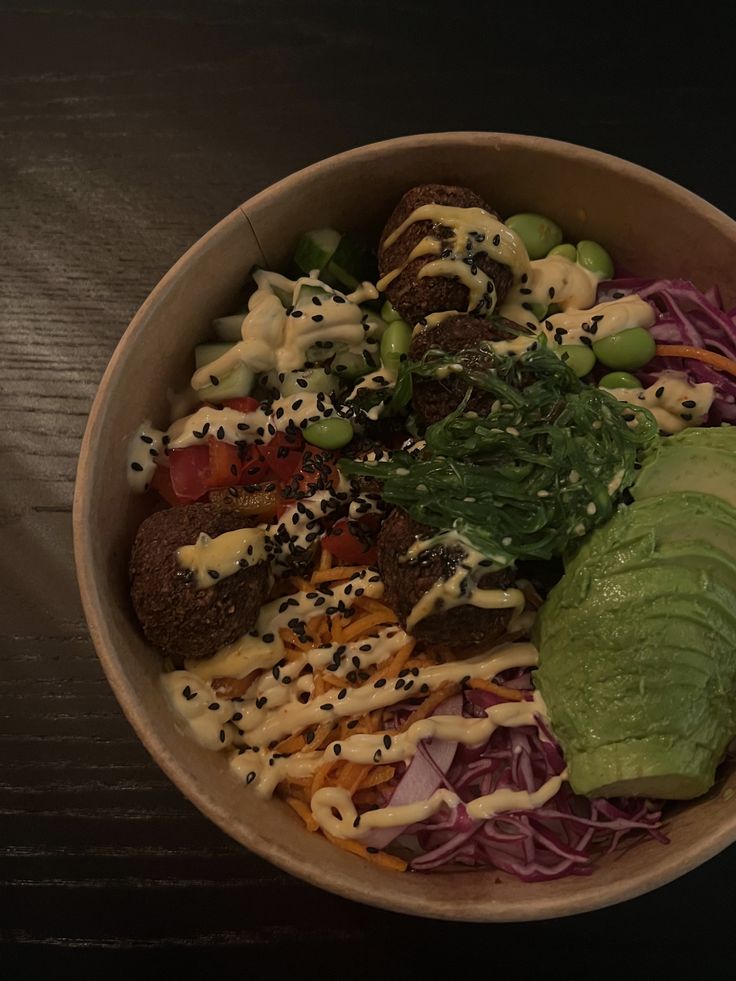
[357, 764, 395, 789]
[331, 615, 345, 644]
[323, 830, 407, 872]
[285, 796, 319, 832]
[397, 683, 460, 731]
[211, 671, 259, 699]
[311, 564, 366, 584]
[291, 575, 313, 592]
[655, 344, 736, 378]
[337, 761, 371, 793]
[318, 546, 333, 571]
[353, 596, 398, 617]
[311, 757, 340, 797]
[341, 611, 397, 642]
[274, 731, 308, 754]
[368, 639, 415, 680]
[467, 678, 523, 701]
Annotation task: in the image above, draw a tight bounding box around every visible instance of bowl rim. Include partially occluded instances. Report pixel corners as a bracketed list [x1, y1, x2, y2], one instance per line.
[73, 131, 736, 921]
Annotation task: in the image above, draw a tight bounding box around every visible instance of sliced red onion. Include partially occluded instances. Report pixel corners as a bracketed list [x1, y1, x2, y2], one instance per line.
[360, 694, 463, 850]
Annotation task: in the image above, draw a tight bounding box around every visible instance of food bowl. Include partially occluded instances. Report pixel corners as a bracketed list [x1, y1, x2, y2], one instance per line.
[73, 132, 736, 921]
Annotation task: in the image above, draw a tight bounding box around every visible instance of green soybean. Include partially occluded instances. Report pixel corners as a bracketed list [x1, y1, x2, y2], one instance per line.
[303, 417, 354, 450]
[380, 318, 412, 373]
[506, 213, 563, 260]
[593, 327, 656, 370]
[558, 344, 596, 378]
[381, 300, 403, 323]
[599, 371, 641, 390]
[576, 240, 615, 280]
[529, 302, 548, 320]
[548, 243, 578, 262]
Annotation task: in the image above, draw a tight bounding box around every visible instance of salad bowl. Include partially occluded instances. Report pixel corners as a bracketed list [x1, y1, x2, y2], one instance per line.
[74, 132, 736, 921]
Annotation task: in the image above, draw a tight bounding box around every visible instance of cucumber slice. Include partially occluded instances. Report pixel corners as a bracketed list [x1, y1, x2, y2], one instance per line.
[252, 267, 295, 307]
[195, 342, 235, 369]
[280, 368, 340, 397]
[325, 234, 377, 291]
[294, 229, 341, 277]
[212, 315, 245, 341]
[294, 283, 334, 306]
[197, 362, 255, 404]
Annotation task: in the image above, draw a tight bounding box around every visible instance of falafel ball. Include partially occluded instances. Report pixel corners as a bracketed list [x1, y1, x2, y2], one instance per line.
[409, 313, 527, 425]
[377, 508, 516, 648]
[378, 184, 514, 326]
[130, 503, 271, 660]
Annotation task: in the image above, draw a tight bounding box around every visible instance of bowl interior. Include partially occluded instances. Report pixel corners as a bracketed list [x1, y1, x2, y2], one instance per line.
[74, 132, 736, 921]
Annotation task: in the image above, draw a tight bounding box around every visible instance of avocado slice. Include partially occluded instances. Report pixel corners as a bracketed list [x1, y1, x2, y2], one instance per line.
[633, 427, 736, 509]
[535, 489, 736, 800]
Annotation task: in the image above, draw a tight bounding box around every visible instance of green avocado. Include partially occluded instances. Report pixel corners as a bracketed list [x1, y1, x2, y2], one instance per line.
[633, 426, 736, 508]
[535, 489, 736, 800]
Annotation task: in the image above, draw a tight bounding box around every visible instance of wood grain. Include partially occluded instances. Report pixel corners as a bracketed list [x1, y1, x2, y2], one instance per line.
[3, 0, 736, 964]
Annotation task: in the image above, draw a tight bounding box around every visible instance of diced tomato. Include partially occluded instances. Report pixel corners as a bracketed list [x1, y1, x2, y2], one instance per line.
[168, 444, 211, 501]
[239, 444, 272, 486]
[259, 431, 305, 482]
[222, 396, 261, 413]
[322, 516, 379, 565]
[208, 439, 242, 488]
[149, 462, 184, 507]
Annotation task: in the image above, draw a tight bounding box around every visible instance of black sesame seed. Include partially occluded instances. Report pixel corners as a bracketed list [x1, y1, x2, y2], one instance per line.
[208, 569, 220, 580]
[298, 692, 309, 704]
[347, 719, 359, 729]
[131, 462, 144, 472]
[656, 387, 665, 398]
[216, 426, 225, 440]
[353, 815, 361, 828]
[320, 703, 334, 711]
[681, 412, 693, 421]
[262, 633, 275, 644]
[232, 712, 243, 722]
[383, 735, 392, 750]
[338, 688, 348, 700]
[420, 683, 429, 693]
[219, 729, 226, 743]
[682, 399, 696, 409]
[246, 771, 256, 784]
[255, 697, 267, 709]
[210, 375, 220, 387]
[208, 702, 220, 711]
[372, 750, 382, 763]
[358, 645, 371, 654]
[374, 678, 386, 689]
[305, 731, 315, 744]
[296, 378, 309, 389]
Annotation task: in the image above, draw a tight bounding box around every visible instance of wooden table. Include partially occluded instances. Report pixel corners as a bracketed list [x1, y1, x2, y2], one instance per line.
[4, 1, 736, 969]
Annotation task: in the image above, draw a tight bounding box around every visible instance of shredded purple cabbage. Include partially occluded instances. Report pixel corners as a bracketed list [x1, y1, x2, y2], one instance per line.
[376, 674, 665, 880]
[597, 277, 736, 423]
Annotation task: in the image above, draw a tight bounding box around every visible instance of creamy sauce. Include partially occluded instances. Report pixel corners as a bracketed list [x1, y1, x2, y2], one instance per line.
[402, 529, 525, 630]
[177, 528, 267, 588]
[603, 370, 714, 435]
[189, 277, 379, 393]
[126, 421, 165, 491]
[311, 765, 567, 839]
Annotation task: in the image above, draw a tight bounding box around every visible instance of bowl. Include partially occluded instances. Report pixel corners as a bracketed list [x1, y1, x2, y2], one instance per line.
[73, 132, 736, 921]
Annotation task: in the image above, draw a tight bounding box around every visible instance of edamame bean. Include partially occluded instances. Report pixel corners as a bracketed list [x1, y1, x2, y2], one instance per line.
[380, 318, 412, 373]
[598, 371, 640, 390]
[506, 213, 563, 260]
[547, 243, 578, 262]
[303, 417, 354, 450]
[558, 344, 596, 378]
[592, 327, 656, 370]
[576, 240, 615, 280]
[381, 300, 403, 323]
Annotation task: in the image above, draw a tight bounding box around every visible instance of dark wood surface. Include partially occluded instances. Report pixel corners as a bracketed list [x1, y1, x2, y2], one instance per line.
[4, 0, 736, 970]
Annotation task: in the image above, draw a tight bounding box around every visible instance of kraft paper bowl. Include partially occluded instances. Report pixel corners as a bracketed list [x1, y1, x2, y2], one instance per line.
[74, 133, 736, 921]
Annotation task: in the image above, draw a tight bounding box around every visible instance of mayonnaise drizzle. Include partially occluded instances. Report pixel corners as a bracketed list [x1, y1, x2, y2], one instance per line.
[311, 765, 566, 839]
[177, 528, 267, 588]
[603, 370, 714, 435]
[402, 529, 526, 630]
[189, 277, 378, 392]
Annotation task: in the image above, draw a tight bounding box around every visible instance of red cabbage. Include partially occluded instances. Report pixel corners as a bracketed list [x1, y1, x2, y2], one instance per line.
[597, 277, 736, 423]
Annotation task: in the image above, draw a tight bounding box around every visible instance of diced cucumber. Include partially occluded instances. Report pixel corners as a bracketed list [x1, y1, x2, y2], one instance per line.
[294, 229, 342, 277]
[212, 315, 245, 341]
[281, 368, 339, 397]
[332, 349, 379, 379]
[197, 362, 255, 403]
[325, 234, 377, 291]
[195, 342, 236, 369]
[251, 267, 295, 307]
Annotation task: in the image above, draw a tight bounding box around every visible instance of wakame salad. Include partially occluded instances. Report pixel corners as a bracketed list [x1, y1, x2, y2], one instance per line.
[126, 183, 736, 879]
